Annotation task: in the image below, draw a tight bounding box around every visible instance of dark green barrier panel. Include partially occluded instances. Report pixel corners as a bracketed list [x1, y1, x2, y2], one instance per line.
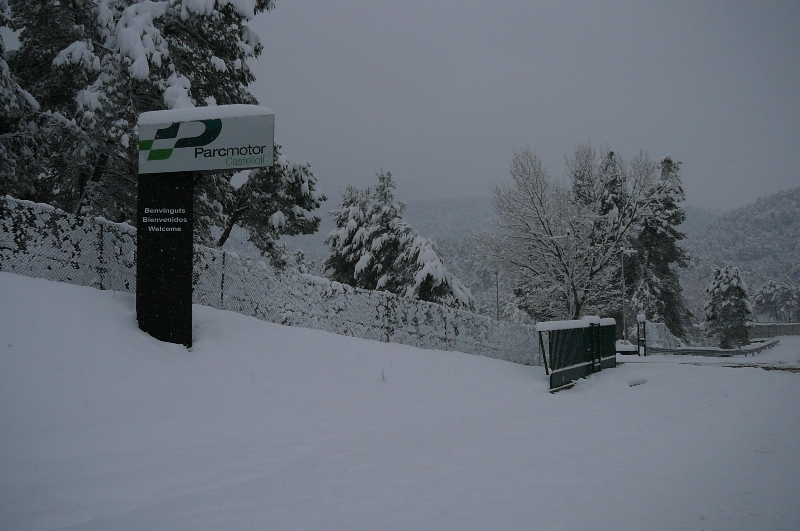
[546, 323, 616, 390]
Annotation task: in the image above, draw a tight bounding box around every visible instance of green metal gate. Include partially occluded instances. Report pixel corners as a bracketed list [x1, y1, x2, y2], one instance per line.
[537, 318, 617, 390]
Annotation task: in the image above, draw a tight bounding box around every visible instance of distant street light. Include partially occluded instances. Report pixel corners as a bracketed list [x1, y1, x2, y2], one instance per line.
[621, 248, 639, 340]
[546, 231, 572, 319]
[494, 270, 500, 322]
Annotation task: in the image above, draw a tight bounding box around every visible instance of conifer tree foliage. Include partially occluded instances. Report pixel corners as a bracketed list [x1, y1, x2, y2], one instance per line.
[324, 171, 475, 310]
[704, 265, 752, 349]
[211, 145, 326, 263]
[4, 1, 324, 261]
[5, 0, 276, 226]
[0, 0, 47, 198]
[628, 156, 692, 337]
[324, 184, 373, 287]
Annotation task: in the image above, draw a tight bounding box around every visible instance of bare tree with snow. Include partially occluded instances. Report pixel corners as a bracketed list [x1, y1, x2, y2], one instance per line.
[478, 146, 653, 321]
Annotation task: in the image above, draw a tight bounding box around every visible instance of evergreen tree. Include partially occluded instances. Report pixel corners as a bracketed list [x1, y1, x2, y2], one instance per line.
[323, 185, 373, 287]
[325, 171, 474, 310]
[7, 0, 275, 225]
[596, 150, 626, 216]
[629, 156, 692, 337]
[213, 145, 327, 263]
[9, 0, 132, 215]
[705, 265, 752, 348]
[568, 143, 598, 207]
[0, 0, 38, 197]
[774, 279, 800, 322]
[0, 1, 77, 200]
[4, 0, 323, 259]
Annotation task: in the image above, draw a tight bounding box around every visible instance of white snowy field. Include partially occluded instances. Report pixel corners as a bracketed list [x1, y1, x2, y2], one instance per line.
[1, 272, 799, 531]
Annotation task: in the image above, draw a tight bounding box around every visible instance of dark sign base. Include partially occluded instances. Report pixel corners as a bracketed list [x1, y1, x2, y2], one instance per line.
[136, 172, 194, 347]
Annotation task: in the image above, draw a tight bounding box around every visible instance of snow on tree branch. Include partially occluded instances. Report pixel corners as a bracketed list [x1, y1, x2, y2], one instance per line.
[325, 171, 474, 311]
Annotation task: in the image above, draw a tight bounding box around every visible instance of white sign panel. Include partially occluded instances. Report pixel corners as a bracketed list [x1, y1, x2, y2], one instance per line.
[137, 105, 274, 174]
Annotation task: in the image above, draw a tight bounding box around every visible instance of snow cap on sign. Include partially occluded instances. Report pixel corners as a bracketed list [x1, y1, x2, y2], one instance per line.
[138, 104, 274, 126]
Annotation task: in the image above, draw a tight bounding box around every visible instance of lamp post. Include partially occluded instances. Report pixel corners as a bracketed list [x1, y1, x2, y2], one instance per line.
[566, 230, 572, 319]
[546, 231, 572, 319]
[494, 270, 500, 322]
[621, 248, 638, 341]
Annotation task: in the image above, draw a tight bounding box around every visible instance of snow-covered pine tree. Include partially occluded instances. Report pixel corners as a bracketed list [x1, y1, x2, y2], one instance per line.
[6, 0, 275, 226]
[704, 265, 752, 348]
[8, 0, 131, 216]
[213, 145, 327, 264]
[596, 150, 626, 216]
[324, 171, 474, 310]
[362, 171, 414, 294]
[578, 148, 655, 319]
[629, 156, 692, 337]
[590, 149, 637, 321]
[394, 230, 474, 309]
[0, 0, 41, 198]
[324, 185, 374, 288]
[775, 279, 800, 322]
[568, 143, 598, 207]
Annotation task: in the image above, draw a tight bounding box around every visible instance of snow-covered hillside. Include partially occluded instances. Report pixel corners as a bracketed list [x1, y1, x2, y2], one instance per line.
[1, 272, 799, 530]
[686, 187, 800, 287]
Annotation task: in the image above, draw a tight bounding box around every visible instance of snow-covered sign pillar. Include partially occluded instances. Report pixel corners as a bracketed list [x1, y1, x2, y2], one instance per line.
[136, 105, 274, 347]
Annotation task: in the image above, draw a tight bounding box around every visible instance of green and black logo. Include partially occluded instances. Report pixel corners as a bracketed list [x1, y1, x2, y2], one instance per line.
[139, 119, 222, 161]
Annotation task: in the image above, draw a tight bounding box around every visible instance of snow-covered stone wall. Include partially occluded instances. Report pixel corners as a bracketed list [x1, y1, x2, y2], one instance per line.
[1, 196, 539, 365]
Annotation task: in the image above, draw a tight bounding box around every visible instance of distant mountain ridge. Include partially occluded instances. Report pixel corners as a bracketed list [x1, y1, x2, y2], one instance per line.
[684, 187, 800, 289]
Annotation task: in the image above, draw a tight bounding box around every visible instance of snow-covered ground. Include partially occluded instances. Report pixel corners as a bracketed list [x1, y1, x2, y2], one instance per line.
[1, 272, 799, 530]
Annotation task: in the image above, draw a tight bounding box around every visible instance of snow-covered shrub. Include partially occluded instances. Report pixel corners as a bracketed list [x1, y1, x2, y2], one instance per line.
[753, 279, 799, 323]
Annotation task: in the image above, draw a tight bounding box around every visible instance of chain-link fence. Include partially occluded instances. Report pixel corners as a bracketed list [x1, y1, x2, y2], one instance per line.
[0, 197, 137, 292]
[1, 196, 540, 365]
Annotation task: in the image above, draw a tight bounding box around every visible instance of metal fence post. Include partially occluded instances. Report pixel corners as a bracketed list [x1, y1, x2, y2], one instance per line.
[97, 223, 105, 290]
[220, 251, 226, 310]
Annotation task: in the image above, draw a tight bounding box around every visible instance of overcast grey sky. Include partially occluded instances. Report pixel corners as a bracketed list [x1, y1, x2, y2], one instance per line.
[248, 1, 800, 211]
